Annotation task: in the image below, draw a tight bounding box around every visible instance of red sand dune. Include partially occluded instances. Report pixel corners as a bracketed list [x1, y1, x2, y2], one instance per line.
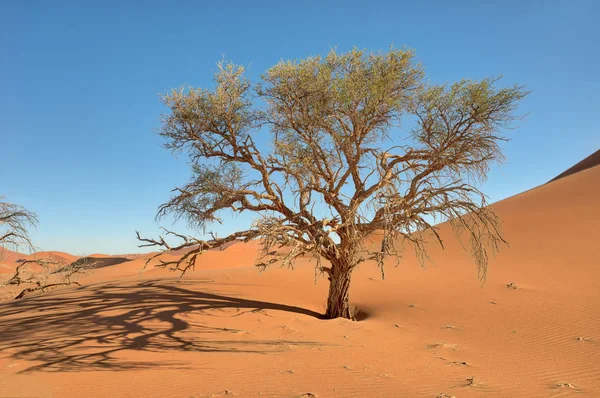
[0, 248, 23, 274]
[30, 251, 80, 264]
[548, 148, 600, 183]
[0, 161, 599, 397]
[0, 249, 79, 267]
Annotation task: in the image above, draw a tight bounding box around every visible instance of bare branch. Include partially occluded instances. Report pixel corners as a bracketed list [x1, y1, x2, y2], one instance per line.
[0, 197, 38, 257]
[1, 257, 90, 300]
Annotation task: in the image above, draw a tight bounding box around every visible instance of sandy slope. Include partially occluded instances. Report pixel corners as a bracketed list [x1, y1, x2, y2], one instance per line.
[549, 149, 600, 183]
[0, 248, 22, 273]
[0, 165, 599, 397]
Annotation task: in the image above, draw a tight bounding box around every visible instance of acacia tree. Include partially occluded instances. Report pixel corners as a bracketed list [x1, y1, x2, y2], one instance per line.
[1, 257, 90, 299]
[0, 197, 37, 256]
[0, 198, 88, 299]
[137, 48, 527, 319]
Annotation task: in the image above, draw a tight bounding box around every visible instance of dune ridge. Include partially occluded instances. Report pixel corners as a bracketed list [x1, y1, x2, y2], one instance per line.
[548, 149, 600, 183]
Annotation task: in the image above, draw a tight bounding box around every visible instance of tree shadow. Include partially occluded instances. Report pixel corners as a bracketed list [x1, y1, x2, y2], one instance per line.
[0, 279, 322, 373]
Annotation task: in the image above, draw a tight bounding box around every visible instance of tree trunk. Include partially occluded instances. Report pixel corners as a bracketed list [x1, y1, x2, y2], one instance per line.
[325, 268, 353, 319]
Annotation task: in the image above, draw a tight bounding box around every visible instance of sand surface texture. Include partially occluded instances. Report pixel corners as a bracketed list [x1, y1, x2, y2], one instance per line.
[1, 164, 599, 397]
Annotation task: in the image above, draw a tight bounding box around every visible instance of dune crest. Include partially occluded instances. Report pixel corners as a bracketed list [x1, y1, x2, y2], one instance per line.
[548, 149, 600, 183]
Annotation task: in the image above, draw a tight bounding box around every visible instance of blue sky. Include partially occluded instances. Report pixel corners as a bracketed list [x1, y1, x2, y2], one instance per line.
[1, 0, 598, 255]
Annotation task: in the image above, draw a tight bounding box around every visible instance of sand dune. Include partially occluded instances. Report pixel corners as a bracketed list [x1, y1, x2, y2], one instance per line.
[31, 251, 80, 263]
[0, 163, 599, 397]
[549, 149, 600, 183]
[0, 249, 79, 270]
[0, 248, 22, 273]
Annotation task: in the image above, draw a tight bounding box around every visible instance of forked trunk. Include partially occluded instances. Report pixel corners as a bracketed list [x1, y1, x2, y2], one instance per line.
[325, 268, 353, 319]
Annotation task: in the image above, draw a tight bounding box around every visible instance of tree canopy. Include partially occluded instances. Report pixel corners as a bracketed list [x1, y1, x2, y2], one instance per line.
[0, 197, 37, 255]
[138, 47, 527, 319]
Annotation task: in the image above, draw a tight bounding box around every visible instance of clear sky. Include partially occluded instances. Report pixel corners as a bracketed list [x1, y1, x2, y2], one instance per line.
[2, 0, 598, 255]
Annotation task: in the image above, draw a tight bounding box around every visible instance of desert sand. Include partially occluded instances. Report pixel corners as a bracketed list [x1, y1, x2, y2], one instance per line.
[1, 161, 599, 397]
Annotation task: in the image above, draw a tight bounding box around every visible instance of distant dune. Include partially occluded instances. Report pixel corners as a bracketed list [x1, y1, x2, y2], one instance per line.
[0, 249, 22, 273]
[0, 249, 79, 274]
[1, 156, 599, 397]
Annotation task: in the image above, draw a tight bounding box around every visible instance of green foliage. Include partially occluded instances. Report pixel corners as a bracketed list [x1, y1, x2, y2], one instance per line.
[141, 46, 528, 300]
[411, 77, 527, 181]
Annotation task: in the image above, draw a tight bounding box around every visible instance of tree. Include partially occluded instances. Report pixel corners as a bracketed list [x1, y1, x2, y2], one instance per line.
[0, 257, 91, 299]
[0, 198, 88, 300]
[0, 197, 38, 257]
[137, 48, 527, 320]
